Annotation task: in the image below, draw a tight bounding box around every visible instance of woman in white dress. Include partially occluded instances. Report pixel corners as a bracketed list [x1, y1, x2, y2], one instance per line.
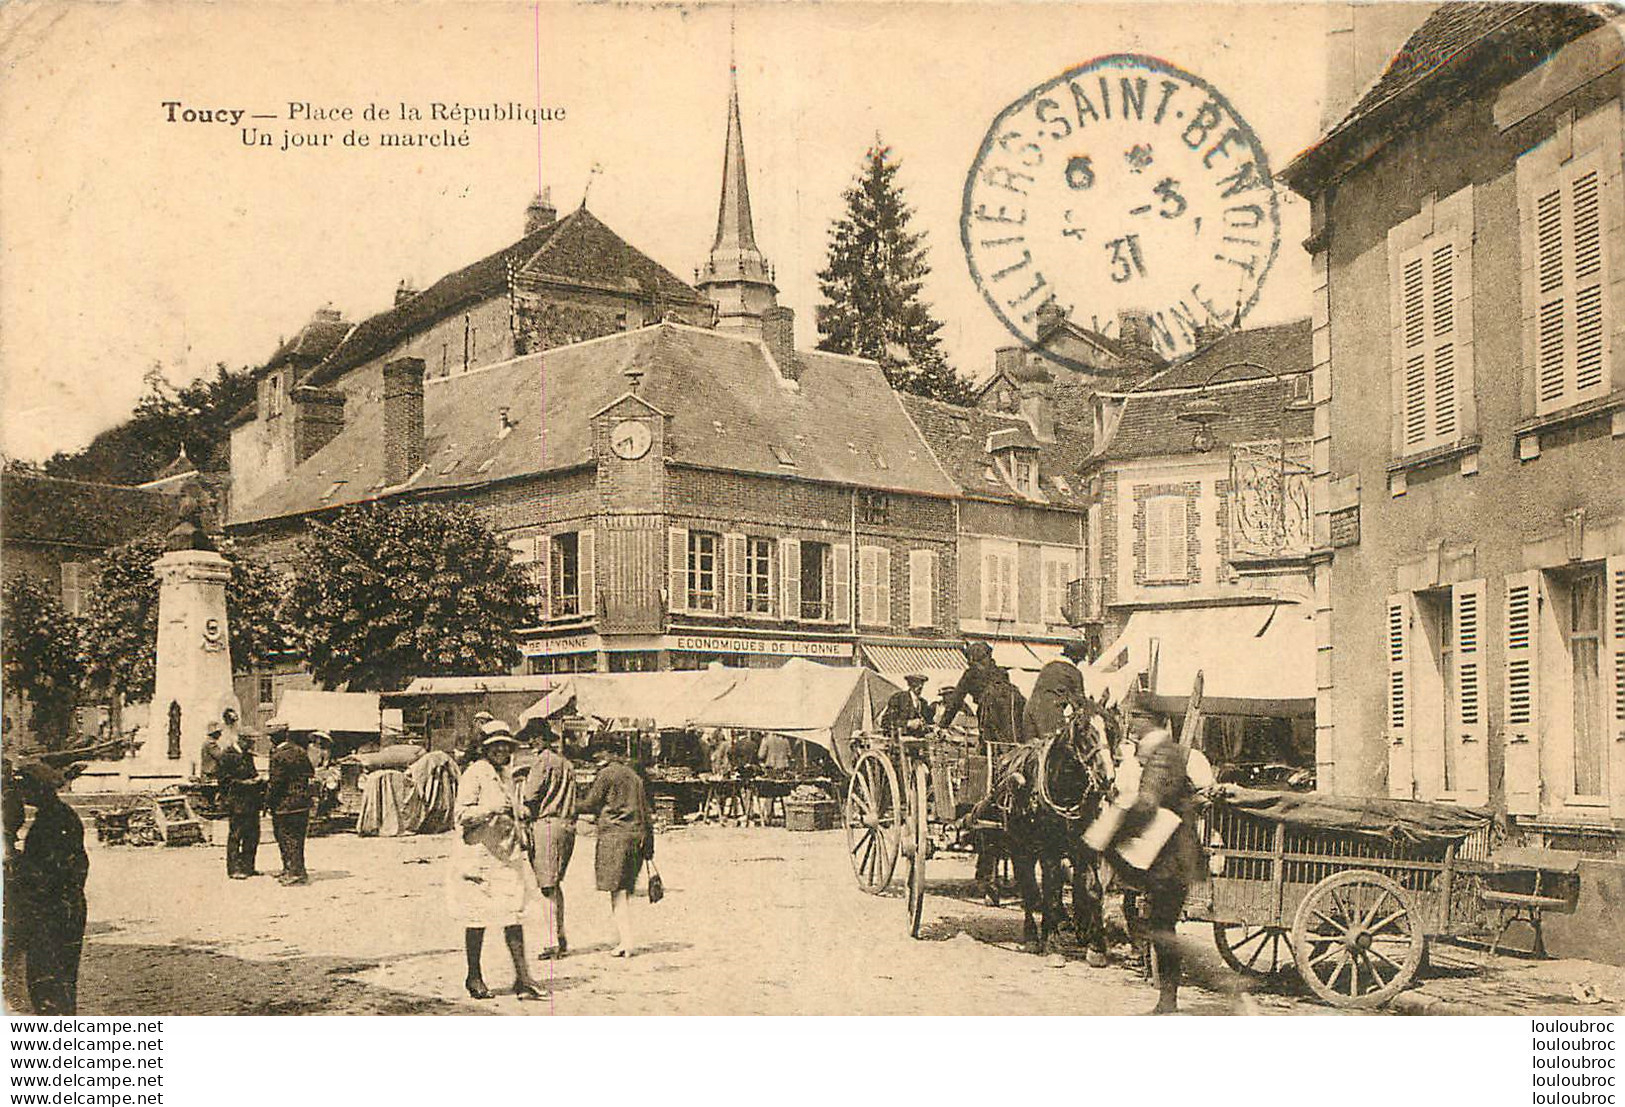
[446, 720, 546, 1000]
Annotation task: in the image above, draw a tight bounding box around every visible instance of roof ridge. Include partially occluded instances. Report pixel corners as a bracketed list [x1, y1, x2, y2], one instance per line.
[2, 470, 176, 493]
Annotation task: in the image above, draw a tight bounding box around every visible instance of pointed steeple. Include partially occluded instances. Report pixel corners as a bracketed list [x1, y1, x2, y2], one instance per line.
[697, 64, 777, 332]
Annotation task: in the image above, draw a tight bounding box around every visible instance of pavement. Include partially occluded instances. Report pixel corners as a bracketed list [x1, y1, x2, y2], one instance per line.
[69, 820, 1625, 1016]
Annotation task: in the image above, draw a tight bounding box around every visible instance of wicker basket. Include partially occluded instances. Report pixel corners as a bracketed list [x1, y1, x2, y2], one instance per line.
[786, 799, 837, 832]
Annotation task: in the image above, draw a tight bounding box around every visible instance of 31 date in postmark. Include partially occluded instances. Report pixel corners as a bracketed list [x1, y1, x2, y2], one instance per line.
[961, 54, 1280, 363]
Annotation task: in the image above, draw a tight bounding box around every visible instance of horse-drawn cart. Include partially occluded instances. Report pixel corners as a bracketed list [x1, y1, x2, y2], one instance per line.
[843, 729, 995, 938]
[1188, 788, 1501, 1008]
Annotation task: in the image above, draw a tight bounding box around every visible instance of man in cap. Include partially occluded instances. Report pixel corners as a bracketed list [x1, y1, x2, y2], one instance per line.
[881, 674, 935, 738]
[1021, 640, 1093, 745]
[265, 720, 314, 885]
[199, 719, 224, 783]
[215, 722, 262, 879]
[12, 761, 88, 1013]
[520, 722, 576, 958]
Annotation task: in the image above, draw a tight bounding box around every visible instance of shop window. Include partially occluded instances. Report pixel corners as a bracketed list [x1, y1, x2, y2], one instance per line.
[608, 651, 659, 673]
[745, 536, 774, 614]
[688, 530, 720, 612]
[552, 532, 580, 616]
[801, 542, 832, 620]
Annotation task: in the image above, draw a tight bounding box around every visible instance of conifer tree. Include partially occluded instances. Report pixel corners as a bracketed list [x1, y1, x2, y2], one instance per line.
[816, 140, 969, 403]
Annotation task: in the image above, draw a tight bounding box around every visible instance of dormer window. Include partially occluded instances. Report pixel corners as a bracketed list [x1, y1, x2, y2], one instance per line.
[987, 423, 1041, 496]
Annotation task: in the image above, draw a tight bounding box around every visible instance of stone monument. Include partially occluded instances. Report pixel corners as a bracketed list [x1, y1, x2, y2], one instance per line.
[139, 485, 240, 776]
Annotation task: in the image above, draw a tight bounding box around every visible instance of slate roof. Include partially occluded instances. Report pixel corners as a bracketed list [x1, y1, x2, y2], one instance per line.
[1132, 319, 1311, 392]
[899, 395, 1093, 509]
[1285, 3, 1606, 191]
[230, 323, 960, 525]
[1092, 319, 1312, 463]
[292, 207, 703, 391]
[2, 472, 182, 550]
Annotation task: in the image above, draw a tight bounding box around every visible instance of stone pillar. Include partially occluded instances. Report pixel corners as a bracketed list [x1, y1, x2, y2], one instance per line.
[143, 550, 238, 776]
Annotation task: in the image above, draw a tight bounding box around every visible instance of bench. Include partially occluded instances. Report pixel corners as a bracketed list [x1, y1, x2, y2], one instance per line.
[1476, 847, 1583, 958]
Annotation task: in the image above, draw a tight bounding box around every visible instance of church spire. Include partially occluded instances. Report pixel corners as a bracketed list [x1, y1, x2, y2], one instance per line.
[697, 62, 777, 332]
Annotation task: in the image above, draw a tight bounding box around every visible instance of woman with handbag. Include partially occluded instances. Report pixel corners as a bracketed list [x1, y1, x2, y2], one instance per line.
[445, 720, 547, 1000]
[577, 744, 655, 958]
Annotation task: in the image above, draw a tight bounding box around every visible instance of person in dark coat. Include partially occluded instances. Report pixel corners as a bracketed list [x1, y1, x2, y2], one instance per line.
[939, 643, 1027, 903]
[939, 643, 1025, 743]
[198, 718, 223, 783]
[14, 761, 88, 1014]
[520, 725, 577, 959]
[1113, 721, 1214, 1015]
[265, 722, 314, 885]
[881, 674, 935, 737]
[215, 726, 262, 879]
[1022, 640, 1093, 744]
[577, 746, 653, 958]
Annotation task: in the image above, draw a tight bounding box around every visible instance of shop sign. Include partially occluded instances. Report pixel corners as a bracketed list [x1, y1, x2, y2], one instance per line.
[666, 634, 851, 658]
[523, 633, 602, 657]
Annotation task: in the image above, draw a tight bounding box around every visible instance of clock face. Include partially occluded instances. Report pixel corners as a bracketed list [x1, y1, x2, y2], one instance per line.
[610, 419, 652, 461]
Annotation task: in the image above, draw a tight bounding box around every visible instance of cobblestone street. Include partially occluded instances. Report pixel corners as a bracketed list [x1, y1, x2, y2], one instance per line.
[75, 823, 1624, 1016]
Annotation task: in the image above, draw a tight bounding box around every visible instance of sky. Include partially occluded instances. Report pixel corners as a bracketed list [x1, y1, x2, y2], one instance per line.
[0, 1, 1333, 464]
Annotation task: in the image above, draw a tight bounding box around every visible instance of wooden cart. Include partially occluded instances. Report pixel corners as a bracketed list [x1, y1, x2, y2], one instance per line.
[1187, 788, 1499, 1008]
[842, 729, 992, 939]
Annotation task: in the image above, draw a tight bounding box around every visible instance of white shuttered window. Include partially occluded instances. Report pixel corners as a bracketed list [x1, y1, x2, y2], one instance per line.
[1144, 496, 1187, 581]
[1386, 592, 1414, 800]
[1388, 184, 1475, 457]
[1503, 571, 1541, 816]
[1530, 153, 1609, 413]
[909, 549, 936, 628]
[858, 546, 891, 627]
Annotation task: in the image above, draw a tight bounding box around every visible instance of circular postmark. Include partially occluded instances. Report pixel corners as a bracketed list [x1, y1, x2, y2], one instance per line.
[962, 55, 1280, 364]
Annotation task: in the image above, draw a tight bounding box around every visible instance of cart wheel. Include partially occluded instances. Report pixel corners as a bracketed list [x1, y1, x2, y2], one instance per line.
[845, 752, 900, 894]
[1213, 923, 1293, 981]
[905, 761, 929, 938]
[1290, 869, 1425, 1009]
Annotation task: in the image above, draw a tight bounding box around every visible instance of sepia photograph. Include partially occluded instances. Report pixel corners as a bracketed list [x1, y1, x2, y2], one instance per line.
[1, 0, 1622, 1034]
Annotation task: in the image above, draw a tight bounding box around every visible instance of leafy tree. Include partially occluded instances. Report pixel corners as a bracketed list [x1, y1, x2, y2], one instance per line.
[43, 362, 255, 484]
[81, 536, 292, 707]
[2, 576, 87, 748]
[816, 139, 970, 404]
[284, 504, 535, 691]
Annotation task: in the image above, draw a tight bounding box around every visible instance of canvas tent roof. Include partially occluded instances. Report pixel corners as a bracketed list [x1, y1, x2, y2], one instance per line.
[518, 660, 901, 772]
[274, 690, 381, 733]
[1086, 601, 1315, 717]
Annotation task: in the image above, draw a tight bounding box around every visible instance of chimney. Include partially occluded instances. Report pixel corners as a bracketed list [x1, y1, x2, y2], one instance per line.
[762, 305, 800, 382]
[291, 385, 346, 464]
[525, 187, 557, 235]
[1034, 300, 1067, 335]
[394, 279, 418, 307]
[382, 357, 425, 486]
[1019, 390, 1055, 443]
[1116, 308, 1154, 354]
[995, 347, 1027, 380]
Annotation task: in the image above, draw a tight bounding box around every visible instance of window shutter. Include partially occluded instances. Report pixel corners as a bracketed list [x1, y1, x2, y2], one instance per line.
[875, 547, 892, 627]
[1504, 570, 1541, 816]
[909, 549, 935, 628]
[766, 539, 778, 618]
[1145, 500, 1168, 579]
[981, 550, 998, 618]
[577, 529, 596, 616]
[1429, 243, 1459, 442]
[1531, 155, 1610, 414]
[1401, 250, 1430, 450]
[667, 527, 688, 614]
[832, 543, 851, 624]
[1001, 552, 1016, 619]
[725, 533, 747, 615]
[1451, 579, 1489, 805]
[858, 546, 884, 626]
[780, 538, 801, 621]
[1606, 556, 1625, 817]
[1386, 592, 1414, 800]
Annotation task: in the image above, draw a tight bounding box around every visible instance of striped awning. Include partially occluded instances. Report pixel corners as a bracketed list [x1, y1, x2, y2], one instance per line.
[860, 643, 966, 698]
[991, 641, 1064, 672]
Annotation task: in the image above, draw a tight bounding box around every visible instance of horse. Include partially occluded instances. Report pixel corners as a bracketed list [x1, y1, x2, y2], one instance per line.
[982, 698, 1123, 958]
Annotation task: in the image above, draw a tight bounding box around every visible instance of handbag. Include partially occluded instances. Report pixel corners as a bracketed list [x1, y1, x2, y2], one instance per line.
[646, 860, 665, 904]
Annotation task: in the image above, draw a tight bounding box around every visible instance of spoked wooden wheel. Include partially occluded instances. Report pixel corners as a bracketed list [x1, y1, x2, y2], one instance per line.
[904, 761, 929, 938]
[1213, 923, 1293, 981]
[845, 752, 901, 894]
[1290, 870, 1425, 1008]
